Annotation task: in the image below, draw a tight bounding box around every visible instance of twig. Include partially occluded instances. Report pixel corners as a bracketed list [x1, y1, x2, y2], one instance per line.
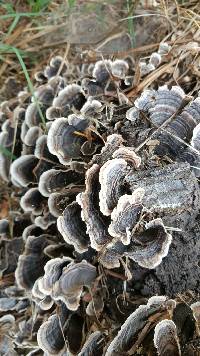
[104, 269, 128, 281]
[135, 95, 192, 153]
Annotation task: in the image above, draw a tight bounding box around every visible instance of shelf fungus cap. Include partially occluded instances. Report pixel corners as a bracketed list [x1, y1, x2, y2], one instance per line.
[34, 212, 56, 230]
[53, 260, 97, 310]
[34, 134, 56, 161]
[191, 123, 200, 151]
[111, 59, 129, 79]
[140, 61, 155, 76]
[112, 147, 141, 168]
[86, 292, 104, 316]
[0, 298, 18, 312]
[154, 320, 181, 356]
[47, 116, 89, 164]
[77, 164, 112, 251]
[92, 59, 112, 85]
[22, 126, 43, 147]
[57, 201, 89, 253]
[158, 42, 171, 55]
[37, 315, 66, 356]
[126, 106, 140, 123]
[15, 235, 49, 290]
[25, 84, 54, 127]
[133, 88, 156, 114]
[22, 224, 43, 241]
[46, 106, 62, 121]
[34, 70, 46, 83]
[99, 240, 126, 269]
[38, 168, 83, 197]
[48, 187, 82, 217]
[80, 97, 103, 119]
[126, 218, 172, 269]
[20, 188, 45, 216]
[99, 158, 128, 216]
[149, 52, 162, 68]
[148, 85, 186, 126]
[0, 120, 15, 148]
[24, 103, 41, 128]
[32, 277, 46, 300]
[10, 155, 38, 187]
[0, 153, 10, 182]
[44, 55, 68, 79]
[32, 278, 54, 310]
[78, 331, 105, 356]
[48, 192, 68, 217]
[0, 218, 9, 238]
[38, 257, 72, 296]
[52, 83, 85, 117]
[108, 188, 144, 245]
[91, 133, 124, 166]
[105, 296, 169, 356]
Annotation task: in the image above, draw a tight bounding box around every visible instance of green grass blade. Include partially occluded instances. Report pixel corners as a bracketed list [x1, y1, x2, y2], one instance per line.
[6, 14, 20, 36]
[0, 44, 26, 56]
[28, 0, 51, 12]
[13, 47, 46, 129]
[0, 12, 49, 20]
[68, 0, 76, 8]
[0, 145, 17, 160]
[126, 0, 135, 47]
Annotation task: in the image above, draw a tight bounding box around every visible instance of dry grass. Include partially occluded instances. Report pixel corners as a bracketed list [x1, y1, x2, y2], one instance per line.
[0, 1, 200, 94]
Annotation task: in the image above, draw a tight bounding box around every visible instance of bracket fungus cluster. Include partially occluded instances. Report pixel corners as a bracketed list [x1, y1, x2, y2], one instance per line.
[0, 41, 200, 355]
[126, 85, 200, 176]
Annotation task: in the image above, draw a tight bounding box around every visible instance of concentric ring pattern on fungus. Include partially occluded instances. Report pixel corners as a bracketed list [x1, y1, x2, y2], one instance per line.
[0, 41, 200, 355]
